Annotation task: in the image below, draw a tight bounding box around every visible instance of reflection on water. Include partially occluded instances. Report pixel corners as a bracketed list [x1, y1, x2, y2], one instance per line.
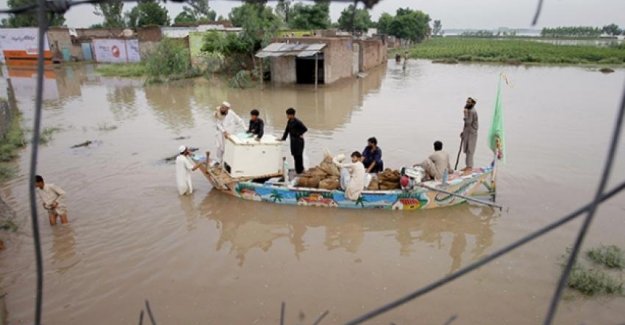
[3, 64, 387, 135]
[145, 81, 196, 132]
[50, 225, 79, 274]
[198, 191, 495, 272]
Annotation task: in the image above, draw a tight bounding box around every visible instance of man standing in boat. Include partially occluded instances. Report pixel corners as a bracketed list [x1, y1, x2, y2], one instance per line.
[461, 97, 478, 174]
[214, 101, 246, 164]
[280, 107, 308, 174]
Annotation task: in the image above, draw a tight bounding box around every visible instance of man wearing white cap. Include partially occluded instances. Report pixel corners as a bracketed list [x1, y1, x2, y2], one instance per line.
[176, 145, 202, 195]
[214, 101, 246, 163]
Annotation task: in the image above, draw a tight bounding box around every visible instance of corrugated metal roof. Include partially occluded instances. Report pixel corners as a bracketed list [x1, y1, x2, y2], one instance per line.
[255, 42, 326, 58]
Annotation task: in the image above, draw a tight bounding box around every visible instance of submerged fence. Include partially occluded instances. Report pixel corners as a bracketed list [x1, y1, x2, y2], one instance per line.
[0, 0, 623, 324]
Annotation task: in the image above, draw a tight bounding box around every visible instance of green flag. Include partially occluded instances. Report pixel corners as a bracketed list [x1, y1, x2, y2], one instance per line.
[488, 76, 506, 162]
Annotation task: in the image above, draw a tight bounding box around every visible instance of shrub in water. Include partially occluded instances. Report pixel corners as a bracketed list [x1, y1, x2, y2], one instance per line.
[587, 245, 625, 270]
[145, 38, 192, 82]
[567, 265, 623, 296]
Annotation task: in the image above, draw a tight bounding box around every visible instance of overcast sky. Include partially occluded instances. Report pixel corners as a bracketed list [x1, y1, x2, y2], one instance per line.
[1, 0, 624, 29]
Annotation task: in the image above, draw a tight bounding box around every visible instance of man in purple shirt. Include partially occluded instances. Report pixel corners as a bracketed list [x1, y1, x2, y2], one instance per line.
[362, 137, 384, 173]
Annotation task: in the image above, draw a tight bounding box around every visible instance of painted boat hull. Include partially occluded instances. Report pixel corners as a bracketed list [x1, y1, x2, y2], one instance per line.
[204, 165, 496, 211]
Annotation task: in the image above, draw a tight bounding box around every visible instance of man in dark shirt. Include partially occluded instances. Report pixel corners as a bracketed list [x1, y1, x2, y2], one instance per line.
[362, 137, 384, 173]
[247, 109, 264, 140]
[280, 107, 308, 174]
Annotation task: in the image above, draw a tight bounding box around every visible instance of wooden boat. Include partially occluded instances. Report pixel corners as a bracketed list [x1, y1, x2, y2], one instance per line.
[202, 159, 497, 211]
[199, 133, 497, 210]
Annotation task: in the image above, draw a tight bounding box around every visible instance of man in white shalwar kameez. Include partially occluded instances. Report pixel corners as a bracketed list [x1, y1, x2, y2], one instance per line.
[176, 145, 202, 195]
[333, 152, 366, 201]
[213, 101, 246, 163]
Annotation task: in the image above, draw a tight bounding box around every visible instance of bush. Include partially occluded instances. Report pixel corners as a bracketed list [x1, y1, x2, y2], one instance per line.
[196, 52, 225, 73]
[39, 127, 62, 145]
[0, 102, 26, 163]
[567, 265, 623, 296]
[200, 32, 254, 75]
[0, 164, 17, 181]
[229, 70, 253, 88]
[145, 38, 193, 82]
[560, 246, 625, 297]
[587, 245, 625, 270]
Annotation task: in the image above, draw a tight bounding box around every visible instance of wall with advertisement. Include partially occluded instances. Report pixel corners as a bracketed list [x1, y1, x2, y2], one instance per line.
[92, 39, 141, 63]
[0, 28, 51, 63]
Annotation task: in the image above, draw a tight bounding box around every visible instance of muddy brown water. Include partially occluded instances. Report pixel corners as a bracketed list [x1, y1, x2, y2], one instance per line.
[0, 61, 624, 324]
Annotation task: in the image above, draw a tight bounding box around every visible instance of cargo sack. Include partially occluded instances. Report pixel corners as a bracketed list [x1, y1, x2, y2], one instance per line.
[319, 177, 340, 190]
[307, 167, 329, 178]
[297, 176, 321, 188]
[378, 168, 401, 183]
[367, 178, 380, 190]
[379, 180, 401, 190]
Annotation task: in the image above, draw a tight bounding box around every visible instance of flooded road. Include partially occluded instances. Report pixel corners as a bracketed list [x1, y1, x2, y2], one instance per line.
[1, 61, 624, 324]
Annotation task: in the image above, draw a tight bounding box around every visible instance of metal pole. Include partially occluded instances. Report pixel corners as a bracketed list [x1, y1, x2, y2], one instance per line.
[417, 182, 502, 210]
[314, 52, 318, 90]
[259, 57, 263, 87]
[29, 0, 48, 323]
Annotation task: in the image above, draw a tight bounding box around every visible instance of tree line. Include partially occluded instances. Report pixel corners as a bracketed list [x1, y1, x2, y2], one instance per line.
[541, 24, 624, 38]
[1, 0, 432, 43]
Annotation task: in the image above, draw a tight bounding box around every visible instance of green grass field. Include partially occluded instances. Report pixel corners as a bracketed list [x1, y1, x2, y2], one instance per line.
[408, 38, 625, 65]
[95, 63, 147, 77]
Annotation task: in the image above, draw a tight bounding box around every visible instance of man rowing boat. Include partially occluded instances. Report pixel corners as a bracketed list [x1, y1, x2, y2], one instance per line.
[460, 97, 479, 175]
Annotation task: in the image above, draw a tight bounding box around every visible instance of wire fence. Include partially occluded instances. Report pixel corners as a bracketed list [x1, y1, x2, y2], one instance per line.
[0, 0, 623, 324]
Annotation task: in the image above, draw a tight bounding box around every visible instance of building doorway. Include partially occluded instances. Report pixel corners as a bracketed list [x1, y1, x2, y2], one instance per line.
[295, 54, 324, 84]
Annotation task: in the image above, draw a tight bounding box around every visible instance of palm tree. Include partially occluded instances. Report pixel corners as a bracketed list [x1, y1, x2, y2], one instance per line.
[355, 195, 367, 207]
[270, 190, 283, 203]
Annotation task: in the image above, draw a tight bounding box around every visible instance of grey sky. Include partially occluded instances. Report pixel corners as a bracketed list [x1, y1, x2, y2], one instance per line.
[1, 0, 624, 29]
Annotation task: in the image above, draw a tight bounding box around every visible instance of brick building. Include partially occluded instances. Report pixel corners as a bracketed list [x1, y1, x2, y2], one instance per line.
[257, 36, 387, 85]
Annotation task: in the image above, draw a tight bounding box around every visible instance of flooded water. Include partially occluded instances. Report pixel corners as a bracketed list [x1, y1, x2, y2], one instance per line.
[1, 61, 624, 325]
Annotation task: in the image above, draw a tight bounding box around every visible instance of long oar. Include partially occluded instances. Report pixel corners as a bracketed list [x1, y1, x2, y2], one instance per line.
[417, 182, 502, 210]
[454, 138, 463, 171]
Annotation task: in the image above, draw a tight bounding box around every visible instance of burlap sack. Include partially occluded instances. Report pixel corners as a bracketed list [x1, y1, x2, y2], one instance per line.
[297, 176, 321, 188]
[319, 177, 340, 190]
[307, 167, 329, 178]
[319, 161, 340, 177]
[367, 178, 380, 191]
[379, 168, 400, 182]
[379, 180, 400, 190]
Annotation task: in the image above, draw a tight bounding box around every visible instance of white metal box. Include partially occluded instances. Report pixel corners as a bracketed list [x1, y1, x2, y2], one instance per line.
[223, 133, 283, 178]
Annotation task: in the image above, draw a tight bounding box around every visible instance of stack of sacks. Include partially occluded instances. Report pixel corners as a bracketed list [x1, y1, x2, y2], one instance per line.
[377, 168, 401, 190]
[296, 153, 341, 190]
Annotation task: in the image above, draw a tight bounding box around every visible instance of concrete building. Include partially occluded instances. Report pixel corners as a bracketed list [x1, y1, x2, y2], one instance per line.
[42, 27, 162, 63]
[47, 27, 81, 61]
[256, 36, 387, 85]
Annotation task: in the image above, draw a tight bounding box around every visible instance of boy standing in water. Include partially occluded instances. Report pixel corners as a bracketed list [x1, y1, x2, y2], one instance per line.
[35, 175, 69, 225]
